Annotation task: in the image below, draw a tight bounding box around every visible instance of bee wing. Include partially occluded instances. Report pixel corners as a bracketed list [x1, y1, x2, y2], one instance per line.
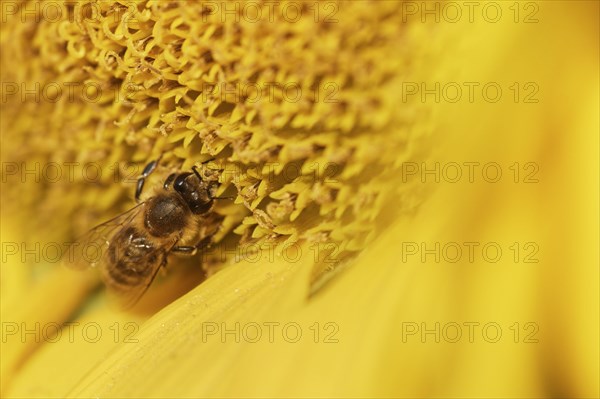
[63, 202, 146, 270]
[102, 246, 169, 310]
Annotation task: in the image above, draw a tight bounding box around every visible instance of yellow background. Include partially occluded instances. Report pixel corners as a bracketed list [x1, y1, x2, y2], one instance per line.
[1, 1, 598, 398]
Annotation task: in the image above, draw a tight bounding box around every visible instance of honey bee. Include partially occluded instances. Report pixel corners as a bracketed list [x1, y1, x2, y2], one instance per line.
[66, 156, 226, 308]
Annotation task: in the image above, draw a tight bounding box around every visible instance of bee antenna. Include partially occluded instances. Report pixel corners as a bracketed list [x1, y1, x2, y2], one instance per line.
[210, 195, 236, 200]
[193, 158, 216, 179]
[191, 165, 202, 180]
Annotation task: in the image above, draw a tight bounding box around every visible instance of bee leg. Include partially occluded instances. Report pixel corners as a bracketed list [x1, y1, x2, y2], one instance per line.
[163, 173, 176, 190]
[172, 235, 214, 256]
[172, 246, 197, 256]
[135, 154, 163, 201]
[210, 193, 236, 200]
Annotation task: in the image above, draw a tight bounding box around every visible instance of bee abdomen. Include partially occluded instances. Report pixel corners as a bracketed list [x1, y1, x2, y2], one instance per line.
[105, 228, 161, 288]
[107, 258, 156, 286]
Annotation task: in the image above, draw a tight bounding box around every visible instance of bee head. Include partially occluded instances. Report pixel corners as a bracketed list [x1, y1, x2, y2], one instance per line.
[172, 172, 215, 215]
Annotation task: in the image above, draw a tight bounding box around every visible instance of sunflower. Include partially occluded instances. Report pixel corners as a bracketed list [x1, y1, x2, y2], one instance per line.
[1, 1, 598, 398]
